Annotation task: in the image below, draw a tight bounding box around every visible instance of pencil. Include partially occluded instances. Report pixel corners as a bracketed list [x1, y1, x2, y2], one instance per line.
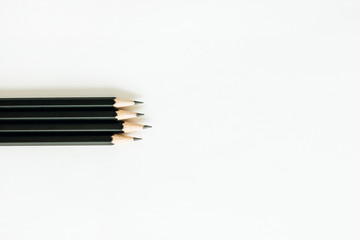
[0, 97, 143, 109]
[0, 132, 141, 146]
[0, 108, 144, 121]
[0, 120, 152, 133]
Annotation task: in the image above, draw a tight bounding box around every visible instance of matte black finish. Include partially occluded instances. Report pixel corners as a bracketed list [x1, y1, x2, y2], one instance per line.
[0, 132, 114, 146]
[0, 108, 118, 121]
[0, 120, 125, 133]
[0, 97, 116, 109]
[143, 125, 152, 129]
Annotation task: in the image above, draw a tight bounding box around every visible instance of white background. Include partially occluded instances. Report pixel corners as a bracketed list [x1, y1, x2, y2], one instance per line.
[0, 0, 360, 239]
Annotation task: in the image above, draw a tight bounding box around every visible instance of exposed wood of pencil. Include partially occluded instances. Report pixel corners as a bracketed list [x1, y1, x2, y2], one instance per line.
[0, 97, 142, 109]
[116, 110, 143, 120]
[114, 98, 143, 108]
[0, 109, 142, 121]
[0, 121, 151, 133]
[112, 134, 142, 145]
[0, 133, 140, 146]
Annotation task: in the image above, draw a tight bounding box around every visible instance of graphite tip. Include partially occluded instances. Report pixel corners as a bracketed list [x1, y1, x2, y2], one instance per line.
[133, 137, 143, 141]
[143, 125, 152, 129]
[134, 100, 144, 105]
[136, 113, 145, 117]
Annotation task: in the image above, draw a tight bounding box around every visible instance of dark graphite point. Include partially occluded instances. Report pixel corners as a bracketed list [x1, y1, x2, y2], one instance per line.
[136, 113, 145, 117]
[134, 100, 144, 105]
[143, 125, 152, 129]
[133, 137, 142, 141]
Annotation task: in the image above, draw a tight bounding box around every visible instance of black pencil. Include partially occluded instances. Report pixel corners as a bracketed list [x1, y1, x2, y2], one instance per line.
[0, 108, 144, 121]
[0, 120, 152, 133]
[0, 132, 141, 146]
[0, 97, 143, 109]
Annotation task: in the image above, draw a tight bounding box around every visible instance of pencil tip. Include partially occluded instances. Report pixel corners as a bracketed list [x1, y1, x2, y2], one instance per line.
[134, 100, 144, 105]
[133, 137, 142, 141]
[136, 113, 145, 117]
[143, 125, 152, 129]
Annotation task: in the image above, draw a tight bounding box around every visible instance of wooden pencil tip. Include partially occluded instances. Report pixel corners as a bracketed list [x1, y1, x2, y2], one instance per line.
[143, 125, 152, 129]
[134, 100, 144, 105]
[136, 113, 145, 117]
[133, 137, 142, 141]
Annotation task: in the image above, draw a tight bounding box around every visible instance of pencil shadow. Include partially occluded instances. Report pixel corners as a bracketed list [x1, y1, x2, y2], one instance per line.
[0, 88, 139, 100]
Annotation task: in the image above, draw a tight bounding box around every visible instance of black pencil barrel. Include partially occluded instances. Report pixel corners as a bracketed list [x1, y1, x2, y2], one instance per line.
[0, 97, 116, 109]
[0, 108, 117, 121]
[0, 120, 125, 133]
[0, 132, 114, 146]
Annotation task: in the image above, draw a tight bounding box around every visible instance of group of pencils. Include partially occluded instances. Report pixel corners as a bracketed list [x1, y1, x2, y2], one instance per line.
[0, 97, 151, 146]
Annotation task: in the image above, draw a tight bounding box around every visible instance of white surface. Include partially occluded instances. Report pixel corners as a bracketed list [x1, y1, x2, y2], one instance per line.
[0, 0, 360, 239]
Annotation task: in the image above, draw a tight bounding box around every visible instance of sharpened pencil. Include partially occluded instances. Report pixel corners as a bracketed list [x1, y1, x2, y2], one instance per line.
[0, 108, 143, 121]
[0, 97, 142, 109]
[0, 120, 151, 133]
[0, 132, 141, 146]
